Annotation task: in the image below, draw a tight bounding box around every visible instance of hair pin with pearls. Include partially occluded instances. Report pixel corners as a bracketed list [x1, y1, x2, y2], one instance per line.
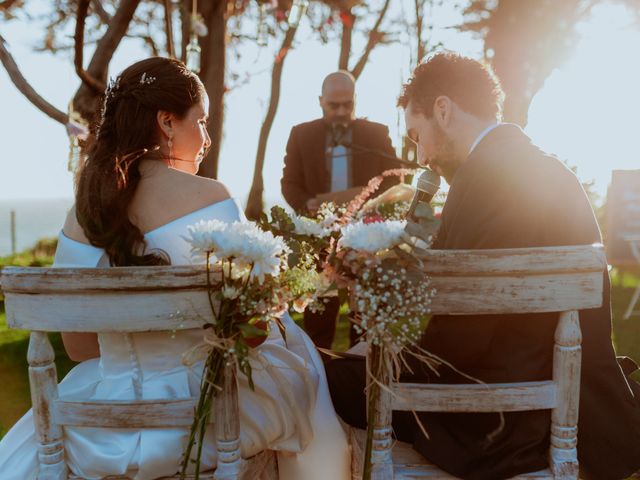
[140, 72, 156, 85]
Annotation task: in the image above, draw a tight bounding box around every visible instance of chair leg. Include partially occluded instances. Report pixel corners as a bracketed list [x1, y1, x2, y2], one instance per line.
[28, 331, 68, 480]
[623, 285, 640, 320]
[214, 364, 241, 480]
[368, 346, 394, 480]
[549, 311, 581, 480]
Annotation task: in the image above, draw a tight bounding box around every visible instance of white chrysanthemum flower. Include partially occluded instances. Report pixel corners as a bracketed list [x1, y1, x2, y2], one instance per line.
[185, 220, 290, 282]
[219, 222, 290, 282]
[292, 215, 330, 238]
[338, 220, 406, 253]
[183, 219, 228, 258]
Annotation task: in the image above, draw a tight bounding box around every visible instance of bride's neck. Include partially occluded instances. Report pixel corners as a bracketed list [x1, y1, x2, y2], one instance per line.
[138, 158, 171, 177]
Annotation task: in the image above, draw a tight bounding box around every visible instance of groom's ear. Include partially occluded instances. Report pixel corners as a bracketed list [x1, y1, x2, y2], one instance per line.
[433, 95, 452, 128]
[156, 110, 174, 138]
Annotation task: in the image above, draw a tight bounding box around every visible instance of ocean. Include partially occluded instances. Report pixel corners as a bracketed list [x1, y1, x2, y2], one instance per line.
[0, 198, 73, 256]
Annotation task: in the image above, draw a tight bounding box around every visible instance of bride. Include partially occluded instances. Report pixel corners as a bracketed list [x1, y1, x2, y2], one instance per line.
[0, 57, 350, 479]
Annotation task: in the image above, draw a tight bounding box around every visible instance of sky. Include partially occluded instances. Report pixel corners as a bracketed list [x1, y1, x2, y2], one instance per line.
[1, 1, 639, 207]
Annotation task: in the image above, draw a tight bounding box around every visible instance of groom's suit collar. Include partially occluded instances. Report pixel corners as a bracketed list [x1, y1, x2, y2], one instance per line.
[451, 122, 532, 185]
[467, 123, 530, 161]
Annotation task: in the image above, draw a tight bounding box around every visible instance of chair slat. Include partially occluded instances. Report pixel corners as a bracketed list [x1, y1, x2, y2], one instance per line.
[55, 398, 199, 428]
[4, 290, 213, 332]
[416, 244, 605, 276]
[391, 381, 557, 413]
[0, 245, 605, 294]
[428, 272, 603, 315]
[0, 265, 216, 292]
[4, 272, 603, 331]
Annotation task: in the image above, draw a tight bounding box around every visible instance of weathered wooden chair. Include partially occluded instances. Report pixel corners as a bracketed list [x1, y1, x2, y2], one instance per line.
[1, 266, 278, 480]
[355, 244, 606, 480]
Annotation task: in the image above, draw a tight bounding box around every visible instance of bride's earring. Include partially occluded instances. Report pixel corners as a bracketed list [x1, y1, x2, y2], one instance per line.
[167, 135, 175, 168]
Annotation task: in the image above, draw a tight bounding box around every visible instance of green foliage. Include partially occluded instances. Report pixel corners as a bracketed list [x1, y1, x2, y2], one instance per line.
[0, 237, 57, 268]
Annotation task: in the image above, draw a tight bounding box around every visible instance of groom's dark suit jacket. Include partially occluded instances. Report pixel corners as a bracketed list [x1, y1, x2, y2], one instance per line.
[326, 124, 640, 480]
[281, 118, 399, 213]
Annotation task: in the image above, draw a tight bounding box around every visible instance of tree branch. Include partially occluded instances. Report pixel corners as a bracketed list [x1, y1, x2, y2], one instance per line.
[0, 0, 20, 13]
[139, 34, 160, 57]
[246, 24, 299, 220]
[90, 0, 111, 24]
[414, 0, 425, 65]
[71, 0, 141, 124]
[350, 0, 391, 80]
[338, 9, 354, 70]
[85, 0, 141, 78]
[75, 0, 106, 93]
[0, 34, 68, 125]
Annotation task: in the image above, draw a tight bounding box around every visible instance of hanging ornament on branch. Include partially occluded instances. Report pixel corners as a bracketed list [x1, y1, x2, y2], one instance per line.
[66, 103, 89, 173]
[257, 2, 269, 46]
[288, 0, 309, 28]
[186, 0, 207, 74]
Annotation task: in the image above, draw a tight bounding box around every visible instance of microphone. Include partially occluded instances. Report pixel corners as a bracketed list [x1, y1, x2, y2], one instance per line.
[406, 169, 441, 222]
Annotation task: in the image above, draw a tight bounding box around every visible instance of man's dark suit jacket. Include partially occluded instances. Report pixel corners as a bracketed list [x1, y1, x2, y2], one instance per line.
[281, 118, 399, 213]
[326, 124, 640, 480]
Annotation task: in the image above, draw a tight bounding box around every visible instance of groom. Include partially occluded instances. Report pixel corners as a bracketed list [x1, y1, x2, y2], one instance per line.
[326, 52, 640, 480]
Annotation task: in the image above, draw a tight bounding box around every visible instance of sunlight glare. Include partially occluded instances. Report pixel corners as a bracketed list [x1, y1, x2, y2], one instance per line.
[527, 4, 640, 202]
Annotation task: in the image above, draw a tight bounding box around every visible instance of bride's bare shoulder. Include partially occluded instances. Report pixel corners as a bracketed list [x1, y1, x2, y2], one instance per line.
[61, 205, 90, 244]
[130, 170, 234, 233]
[182, 174, 232, 206]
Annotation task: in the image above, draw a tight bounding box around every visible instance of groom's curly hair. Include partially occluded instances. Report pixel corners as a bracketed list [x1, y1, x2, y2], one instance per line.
[398, 52, 504, 121]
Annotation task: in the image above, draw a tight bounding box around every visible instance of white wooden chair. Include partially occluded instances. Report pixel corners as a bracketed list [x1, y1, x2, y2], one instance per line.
[0, 266, 278, 480]
[356, 244, 606, 480]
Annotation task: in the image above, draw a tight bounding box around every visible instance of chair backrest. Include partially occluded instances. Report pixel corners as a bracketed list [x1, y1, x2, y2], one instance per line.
[0, 265, 239, 479]
[366, 244, 606, 480]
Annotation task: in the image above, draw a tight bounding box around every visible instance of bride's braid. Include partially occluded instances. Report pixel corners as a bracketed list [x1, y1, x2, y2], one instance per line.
[75, 57, 205, 266]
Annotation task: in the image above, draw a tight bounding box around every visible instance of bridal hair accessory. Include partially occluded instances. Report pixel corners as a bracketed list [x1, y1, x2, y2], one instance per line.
[105, 76, 120, 101]
[104, 72, 156, 102]
[114, 145, 160, 189]
[140, 72, 156, 85]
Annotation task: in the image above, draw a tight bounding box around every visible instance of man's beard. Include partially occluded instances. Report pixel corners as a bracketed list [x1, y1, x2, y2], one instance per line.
[429, 123, 463, 184]
[322, 108, 353, 128]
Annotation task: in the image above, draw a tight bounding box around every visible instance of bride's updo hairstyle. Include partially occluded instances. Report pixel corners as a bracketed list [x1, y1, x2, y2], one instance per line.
[76, 57, 205, 266]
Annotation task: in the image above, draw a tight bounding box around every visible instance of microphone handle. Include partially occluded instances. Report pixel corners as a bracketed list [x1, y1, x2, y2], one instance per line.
[340, 141, 417, 168]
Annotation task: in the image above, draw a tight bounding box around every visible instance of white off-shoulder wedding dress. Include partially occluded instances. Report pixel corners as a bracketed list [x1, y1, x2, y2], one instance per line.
[0, 198, 350, 480]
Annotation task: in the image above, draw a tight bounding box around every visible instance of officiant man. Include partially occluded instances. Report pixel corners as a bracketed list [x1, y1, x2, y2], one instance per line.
[326, 52, 640, 479]
[281, 70, 399, 350]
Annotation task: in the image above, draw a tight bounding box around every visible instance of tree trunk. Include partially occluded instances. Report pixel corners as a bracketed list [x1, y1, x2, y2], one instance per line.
[245, 26, 298, 220]
[197, 0, 227, 179]
[179, 0, 190, 61]
[502, 91, 532, 127]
